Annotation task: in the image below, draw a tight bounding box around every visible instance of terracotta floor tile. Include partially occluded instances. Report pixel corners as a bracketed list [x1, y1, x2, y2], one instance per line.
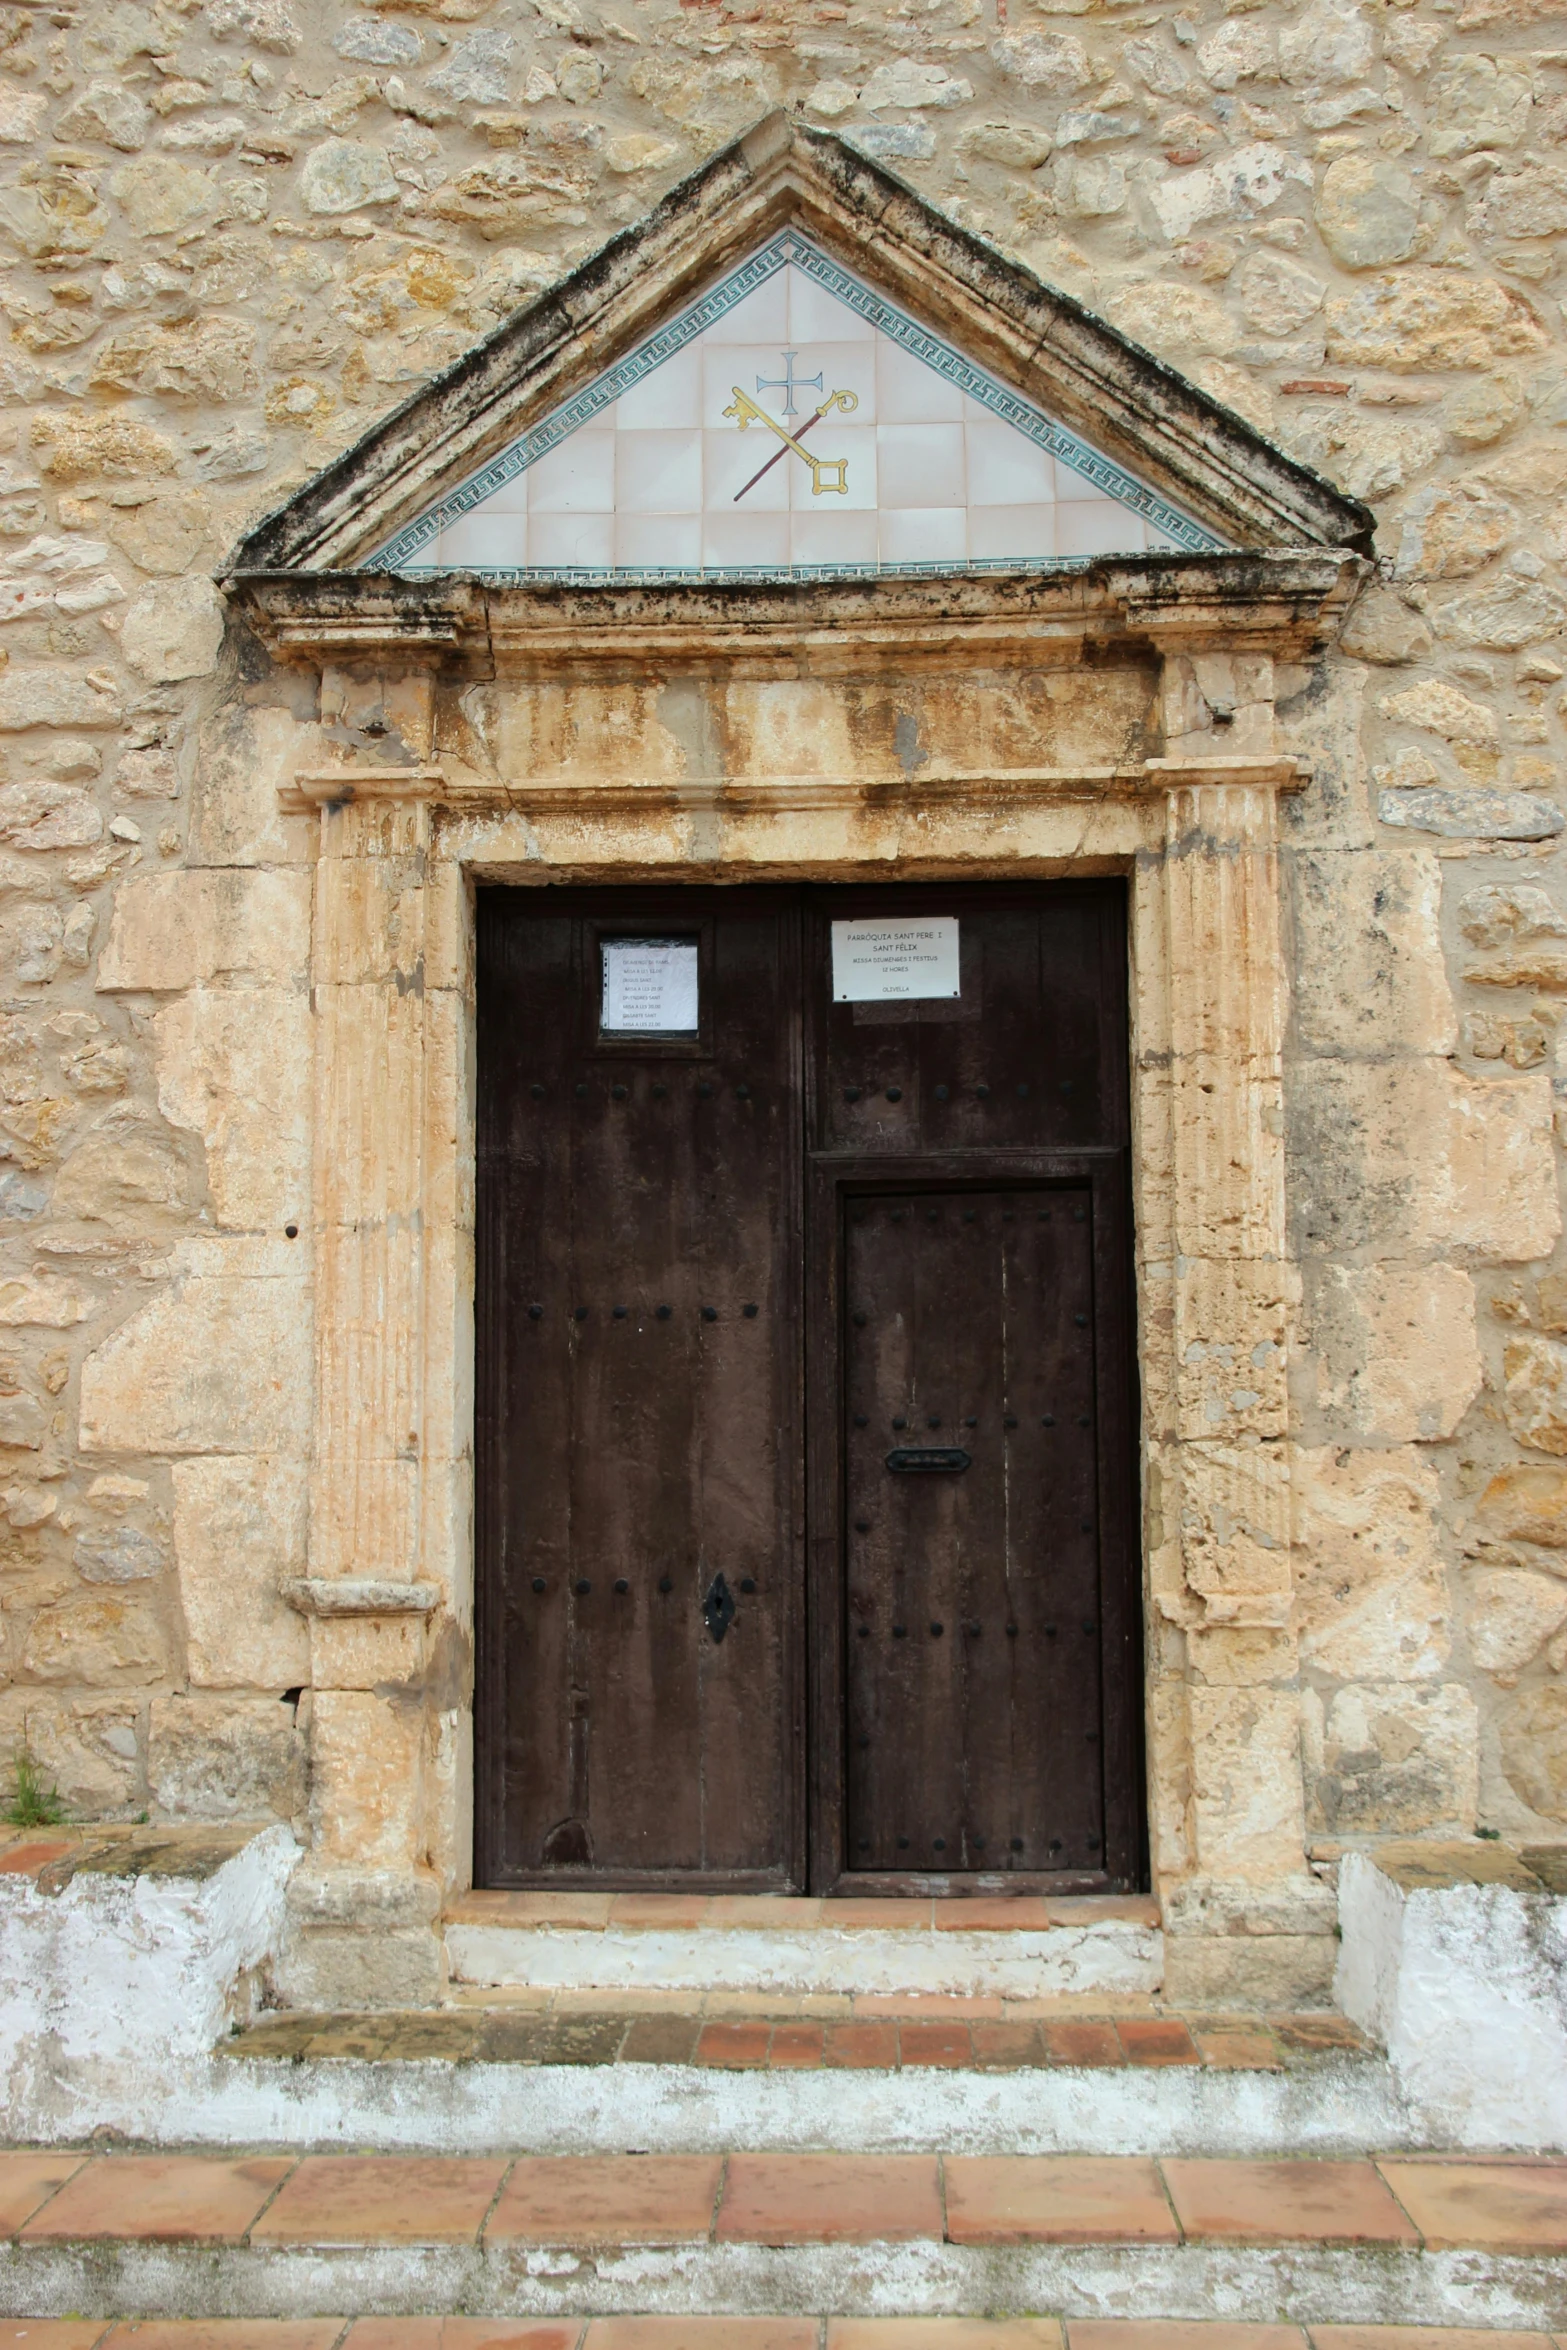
[932, 1899, 1053, 1931]
[22, 2155, 293, 2242]
[900, 2019, 975, 2066]
[971, 2020, 1046, 2067]
[1272, 2016, 1367, 2056]
[830, 2325, 1063, 2348]
[1067, 2328, 1304, 2350]
[252, 2155, 506, 2244]
[485, 2154, 722, 2244]
[718, 2152, 943, 2243]
[1309, 2330, 1558, 2349]
[606, 1895, 712, 1928]
[0, 1840, 73, 1875]
[347, 2328, 583, 2350]
[446, 1891, 610, 1929]
[1045, 1896, 1160, 1926]
[705, 1896, 823, 1928]
[694, 2020, 771, 2067]
[1193, 2028, 1282, 2071]
[769, 2021, 826, 2066]
[0, 2329, 111, 2349]
[823, 2020, 898, 2067]
[1378, 2158, 1567, 2251]
[103, 2330, 345, 2350]
[0, 2150, 86, 2235]
[618, 2013, 703, 2063]
[582, 2326, 816, 2349]
[824, 1899, 933, 1928]
[1116, 2017, 1199, 2067]
[1164, 2159, 1420, 2245]
[1041, 2019, 1124, 2067]
[946, 2154, 1178, 2244]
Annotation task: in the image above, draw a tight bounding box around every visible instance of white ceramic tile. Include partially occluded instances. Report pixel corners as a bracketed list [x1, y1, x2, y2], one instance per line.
[702, 509, 791, 571]
[615, 428, 702, 516]
[877, 422, 966, 509]
[964, 418, 1056, 508]
[388, 234, 1210, 580]
[437, 509, 528, 568]
[704, 427, 791, 513]
[968, 503, 1056, 563]
[790, 506, 878, 567]
[878, 507, 969, 564]
[790, 423, 876, 511]
[701, 272, 789, 346]
[786, 264, 877, 345]
[876, 340, 966, 423]
[527, 511, 615, 569]
[1054, 499, 1147, 557]
[526, 430, 616, 513]
[612, 342, 702, 430]
[614, 512, 702, 569]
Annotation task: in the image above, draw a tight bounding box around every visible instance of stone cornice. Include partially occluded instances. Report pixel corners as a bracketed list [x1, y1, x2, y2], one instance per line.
[233, 549, 1369, 685]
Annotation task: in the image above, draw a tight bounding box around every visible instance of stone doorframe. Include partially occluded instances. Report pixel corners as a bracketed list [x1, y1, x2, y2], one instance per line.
[231, 551, 1365, 2008]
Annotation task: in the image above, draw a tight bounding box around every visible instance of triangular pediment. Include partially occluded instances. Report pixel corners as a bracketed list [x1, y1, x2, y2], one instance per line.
[231, 114, 1372, 584]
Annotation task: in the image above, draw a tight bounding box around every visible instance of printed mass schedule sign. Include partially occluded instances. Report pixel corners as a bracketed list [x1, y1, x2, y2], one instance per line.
[601, 938, 700, 1033]
[831, 916, 961, 1003]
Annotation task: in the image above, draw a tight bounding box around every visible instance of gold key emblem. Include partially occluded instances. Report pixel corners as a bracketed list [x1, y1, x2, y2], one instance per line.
[726, 379, 860, 501]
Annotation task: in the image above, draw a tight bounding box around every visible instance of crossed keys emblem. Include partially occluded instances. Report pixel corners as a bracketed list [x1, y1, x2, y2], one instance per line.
[725, 352, 859, 500]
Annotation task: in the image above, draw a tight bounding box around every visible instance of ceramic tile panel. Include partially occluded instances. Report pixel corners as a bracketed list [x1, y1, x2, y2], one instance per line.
[375, 231, 1221, 583]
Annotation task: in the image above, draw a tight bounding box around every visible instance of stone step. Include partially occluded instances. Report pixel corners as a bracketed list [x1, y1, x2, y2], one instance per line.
[203, 1999, 1411, 2160]
[4, 2332, 1566, 2350]
[2, 2149, 1565, 2332]
[442, 1892, 1163, 2001]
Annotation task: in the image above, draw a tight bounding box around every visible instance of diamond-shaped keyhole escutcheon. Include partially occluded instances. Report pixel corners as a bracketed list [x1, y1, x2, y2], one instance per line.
[702, 1571, 737, 1644]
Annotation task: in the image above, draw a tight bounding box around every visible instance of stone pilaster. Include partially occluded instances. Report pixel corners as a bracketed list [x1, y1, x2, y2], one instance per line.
[1149, 653, 1334, 2005]
[279, 771, 462, 2009]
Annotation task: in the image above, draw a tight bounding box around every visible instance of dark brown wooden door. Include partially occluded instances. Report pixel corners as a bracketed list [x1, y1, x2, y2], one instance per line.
[477, 879, 1142, 1895]
[475, 889, 803, 1888]
[842, 1189, 1107, 1876]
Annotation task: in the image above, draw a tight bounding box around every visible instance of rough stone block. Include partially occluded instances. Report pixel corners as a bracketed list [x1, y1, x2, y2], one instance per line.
[1295, 1444, 1451, 1681]
[1503, 1331, 1567, 1454]
[1478, 1463, 1567, 1546]
[1288, 849, 1456, 1057]
[148, 1693, 305, 1822]
[20, 1592, 170, 1684]
[153, 987, 310, 1231]
[97, 869, 311, 993]
[1309, 1262, 1482, 1441]
[79, 1266, 311, 1456]
[1500, 1681, 1567, 1820]
[1289, 1059, 1558, 1262]
[0, 1692, 141, 1815]
[1163, 1930, 1338, 2010]
[1304, 1680, 1481, 1832]
[1189, 1684, 1309, 1880]
[309, 1689, 426, 1870]
[172, 1455, 309, 1689]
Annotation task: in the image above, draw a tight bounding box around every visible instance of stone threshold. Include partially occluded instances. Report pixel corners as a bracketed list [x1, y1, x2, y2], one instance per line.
[443, 1893, 1162, 1931]
[2, 2324, 1566, 2350]
[1, 2151, 1565, 2329]
[443, 1891, 1163, 2000]
[222, 2004, 1365, 2072]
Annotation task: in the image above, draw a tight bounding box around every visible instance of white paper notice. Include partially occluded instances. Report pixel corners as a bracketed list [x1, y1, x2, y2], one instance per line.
[601, 938, 700, 1033]
[831, 916, 960, 1004]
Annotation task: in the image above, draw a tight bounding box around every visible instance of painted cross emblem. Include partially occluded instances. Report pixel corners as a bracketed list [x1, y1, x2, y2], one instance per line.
[725, 356, 859, 501]
[755, 351, 821, 418]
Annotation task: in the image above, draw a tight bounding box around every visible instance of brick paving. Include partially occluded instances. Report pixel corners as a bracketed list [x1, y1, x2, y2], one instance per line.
[3, 2149, 1565, 2254]
[219, 2004, 1369, 2072]
[1, 2322, 1565, 2348]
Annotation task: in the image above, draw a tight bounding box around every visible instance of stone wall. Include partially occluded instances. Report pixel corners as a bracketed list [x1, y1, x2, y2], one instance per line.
[1, 0, 1567, 1902]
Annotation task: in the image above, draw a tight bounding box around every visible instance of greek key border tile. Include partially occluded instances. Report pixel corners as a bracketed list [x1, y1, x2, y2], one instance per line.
[373, 230, 1225, 574]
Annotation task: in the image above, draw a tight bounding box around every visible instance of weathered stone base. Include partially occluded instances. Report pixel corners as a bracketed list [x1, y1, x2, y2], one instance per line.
[277, 1867, 447, 2013]
[2, 2238, 1563, 2332]
[1337, 1840, 1567, 2151]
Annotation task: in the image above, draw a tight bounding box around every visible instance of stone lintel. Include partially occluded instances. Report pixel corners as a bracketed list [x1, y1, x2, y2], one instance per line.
[283, 1578, 443, 1618]
[231, 551, 1368, 687]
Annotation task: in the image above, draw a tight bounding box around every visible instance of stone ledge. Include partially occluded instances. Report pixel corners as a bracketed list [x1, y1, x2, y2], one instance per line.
[282, 1579, 442, 1618]
[1363, 1838, 1566, 1895]
[0, 1822, 277, 1894]
[443, 1891, 1161, 1933]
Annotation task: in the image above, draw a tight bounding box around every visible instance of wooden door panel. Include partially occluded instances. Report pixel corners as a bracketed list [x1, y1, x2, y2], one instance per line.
[476, 889, 802, 1887]
[844, 1189, 1106, 1875]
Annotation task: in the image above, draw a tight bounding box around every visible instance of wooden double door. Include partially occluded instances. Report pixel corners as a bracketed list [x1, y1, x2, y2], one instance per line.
[475, 882, 1143, 1895]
